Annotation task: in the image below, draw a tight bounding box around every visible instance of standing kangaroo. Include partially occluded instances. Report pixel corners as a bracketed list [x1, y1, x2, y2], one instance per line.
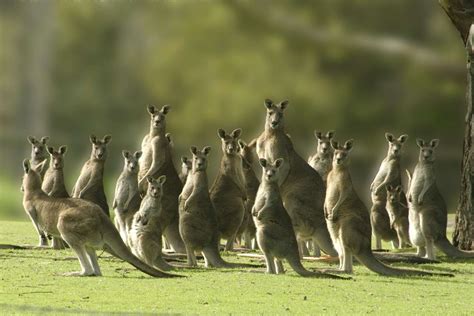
[21, 159, 180, 278]
[370, 133, 408, 249]
[138, 105, 185, 253]
[253, 99, 337, 257]
[407, 139, 474, 259]
[113, 150, 142, 244]
[308, 130, 335, 183]
[325, 140, 452, 276]
[210, 128, 247, 251]
[386, 185, 410, 248]
[129, 176, 174, 271]
[72, 135, 111, 216]
[254, 158, 345, 279]
[27, 136, 50, 179]
[42, 145, 69, 249]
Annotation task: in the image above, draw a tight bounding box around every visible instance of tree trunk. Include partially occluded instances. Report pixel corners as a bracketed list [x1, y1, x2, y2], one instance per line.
[440, 0, 474, 250]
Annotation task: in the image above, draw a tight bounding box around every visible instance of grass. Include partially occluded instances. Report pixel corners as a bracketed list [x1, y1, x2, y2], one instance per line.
[0, 220, 473, 315]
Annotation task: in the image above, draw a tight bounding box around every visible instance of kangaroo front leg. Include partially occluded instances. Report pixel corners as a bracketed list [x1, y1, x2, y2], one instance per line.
[274, 259, 285, 274]
[425, 238, 436, 260]
[26, 209, 48, 247]
[264, 253, 276, 274]
[185, 246, 197, 267]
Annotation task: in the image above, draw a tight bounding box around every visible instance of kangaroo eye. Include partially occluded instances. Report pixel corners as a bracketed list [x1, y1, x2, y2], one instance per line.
[268, 111, 274, 115]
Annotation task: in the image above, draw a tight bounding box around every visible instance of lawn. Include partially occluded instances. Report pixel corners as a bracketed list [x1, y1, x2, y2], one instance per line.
[0, 220, 473, 315]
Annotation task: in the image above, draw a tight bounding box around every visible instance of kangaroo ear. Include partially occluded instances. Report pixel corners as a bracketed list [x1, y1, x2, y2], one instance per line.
[217, 129, 226, 139]
[90, 135, 97, 144]
[160, 104, 171, 115]
[279, 100, 289, 110]
[134, 151, 142, 159]
[147, 105, 156, 115]
[314, 131, 322, 140]
[326, 130, 335, 139]
[398, 134, 408, 143]
[122, 150, 131, 159]
[157, 175, 167, 186]
[331, 140, 339, 150]
[165, 133, 172, 144]
[23, 159, 30, 174]
[181, 156, 188, 163]
[238, 139, 247, 149]
[386, 184, 393, 191]
[395, 185, 402, 193]
[103, 135, 112, 144]
[264, 99, 273, 109]
[40, 136, 49, 144]
[27, 136, 36, 144]
[47, 146, 54, 155]
[147, 176, 154, 184]
[274, 158, 284, 168]
[430, 139, 439, 148]
[190, 146, 198, 155]
[259, 158, 267, 168]
[203, 146, 211, 155]
[59, 146, 67, 155]
[385, 133, 394, 143]
[231, 128, 242, 139]
[344, 139, 354, 151]
[416, 138, 425, 148]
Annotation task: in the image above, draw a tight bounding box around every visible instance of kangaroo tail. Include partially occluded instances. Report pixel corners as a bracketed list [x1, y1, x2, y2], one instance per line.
[374, 252, 440, 264]
[202, 245, 262, 268]
[356, 248, 453, 277]
[102, 220, 183, 278]
[287, 256, 348, 279]
[435, 237, 474, 258]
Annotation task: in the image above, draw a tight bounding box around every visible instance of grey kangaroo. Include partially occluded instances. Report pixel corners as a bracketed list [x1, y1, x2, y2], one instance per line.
[253, 99, 337, 257]
[21, 159, 181, 278]
[370, 133, 408, 249]
[325, 140, 452, 276]
[308, 130, 335, 183]
[72, 135, 111, 216]
[138, 105, 185, 253]
[27, 136, 50, 179]
[254, 158, 346, 279]
[407, 139, 474, 259]
[210, 128, 247, 251]
[386, 185, 410, 248]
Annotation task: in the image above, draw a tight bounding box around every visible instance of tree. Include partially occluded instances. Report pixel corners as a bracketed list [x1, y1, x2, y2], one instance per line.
[440, 0, 474, 250]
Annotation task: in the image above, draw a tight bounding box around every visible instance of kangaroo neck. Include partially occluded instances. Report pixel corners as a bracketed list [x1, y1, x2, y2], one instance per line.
[220, 153, 241, 175]
[192, 170, 209, 193]
[149, 124, 165, 138]
[265, 124, 285, 135]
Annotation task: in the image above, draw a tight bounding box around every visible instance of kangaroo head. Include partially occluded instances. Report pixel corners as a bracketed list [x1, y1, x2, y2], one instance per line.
[147, 105, 170, 131]
[190, 146, 211, 172]
[89, 134, 111, 161]
[385, 133, 408, 159]
[386, 184, 403, 204]
[46, 145, 67, 170]
[314, 130, 335, 155]
[259, 158, 284, 183]
[146, 175, 166, 199]
[122, 150, 141, 173]
[21, 159, 42, 193]
[331, 139, 354, 167]
[416, 138, 439, 163]
[27, 136, 49, 160]
[165, 132, 173, 147]
[264, 99, 288, 130]
[181, 156, 192, 175]
[238, 139, 256, 167]
[218, 128, 242, 155]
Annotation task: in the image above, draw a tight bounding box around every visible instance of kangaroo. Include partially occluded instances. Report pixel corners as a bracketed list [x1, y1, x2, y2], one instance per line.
[253, 99, 337, 257]
[128, 176, 174, 271]
[325, 140, 452, 276]
[210, 128, 247, 251]
[42, 145, 69, 249]
[138, 105, 185, 253]
[370, 133, 408, 249]
[236, 139, 259, 249]
[179, 156, 192, 185]
[254, 158, 345, 279]
[72, 135, 111, 216]
[308, 130, 335, 183]
[113, 150, 142, 244]
[179, 146, 257, 268]
[25, 136, 50, 246]
[407, 139, 474, 259]
[27, 136, 50, 179]
[386, 185, 410, 248]
[21, 159, 181, 278]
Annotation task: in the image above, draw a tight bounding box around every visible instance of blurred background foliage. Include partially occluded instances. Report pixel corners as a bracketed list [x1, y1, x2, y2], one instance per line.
[0, 0, 467, 220]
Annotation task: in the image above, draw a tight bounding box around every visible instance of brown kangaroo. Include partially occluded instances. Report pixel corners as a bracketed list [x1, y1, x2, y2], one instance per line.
[27, 136, 50, 179]
[253, 99, 337, 257]
[138, 105, 185, 253]
[72, 135, 111, 216]
[21, 159, 181, 278]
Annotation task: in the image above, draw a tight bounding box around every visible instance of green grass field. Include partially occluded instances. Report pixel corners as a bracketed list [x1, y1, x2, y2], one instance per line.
[1, 220, 473, 315]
